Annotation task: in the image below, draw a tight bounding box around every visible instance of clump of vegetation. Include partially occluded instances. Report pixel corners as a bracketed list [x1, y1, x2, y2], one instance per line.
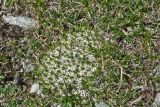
[0, 0, 160, 106]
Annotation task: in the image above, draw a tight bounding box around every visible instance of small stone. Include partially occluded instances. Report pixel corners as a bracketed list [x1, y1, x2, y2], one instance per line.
[152, 64, 160, 91]
[152, 93, 160, 107]
[30, 83, 40, 94]
[30, 82, 44, 97]
[23, 59, 34, 72]
[95, 102, 109, 107]
[51, 103, 61, 107]
[2, 15, 37, 29]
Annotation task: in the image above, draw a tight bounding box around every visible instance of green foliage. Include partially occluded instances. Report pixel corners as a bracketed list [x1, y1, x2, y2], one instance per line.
[1, 0, 160, 106]
[5, 0, 14, 7]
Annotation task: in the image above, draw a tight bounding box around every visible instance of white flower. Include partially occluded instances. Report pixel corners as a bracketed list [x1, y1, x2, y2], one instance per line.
[86, 54, 95, 62]
[49, 50, 59, 57]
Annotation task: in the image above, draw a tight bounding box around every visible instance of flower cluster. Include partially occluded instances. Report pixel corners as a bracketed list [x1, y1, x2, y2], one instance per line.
[38, 29, 104, 104]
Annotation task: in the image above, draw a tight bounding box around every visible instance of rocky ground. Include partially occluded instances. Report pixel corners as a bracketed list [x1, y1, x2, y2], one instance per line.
[0, 0, 160, 107]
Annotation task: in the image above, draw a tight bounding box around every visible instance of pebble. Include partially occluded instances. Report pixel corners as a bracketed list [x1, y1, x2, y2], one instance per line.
[30, 82, 44, 97]
[95, 102, 109, 107]
[2, 15, 37, 29]
[152, 93, 160, 107]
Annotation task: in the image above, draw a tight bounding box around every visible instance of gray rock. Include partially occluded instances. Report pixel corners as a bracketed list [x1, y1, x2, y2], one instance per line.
[23, 59, 34, 72]
[95, 102, 109, 107]
[153, 64, 160, 91]
[51, 103, 61, 107]
[2, 15, 37, 29]
[152, 93, 160, 107]
[152, 64, 160, 107]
